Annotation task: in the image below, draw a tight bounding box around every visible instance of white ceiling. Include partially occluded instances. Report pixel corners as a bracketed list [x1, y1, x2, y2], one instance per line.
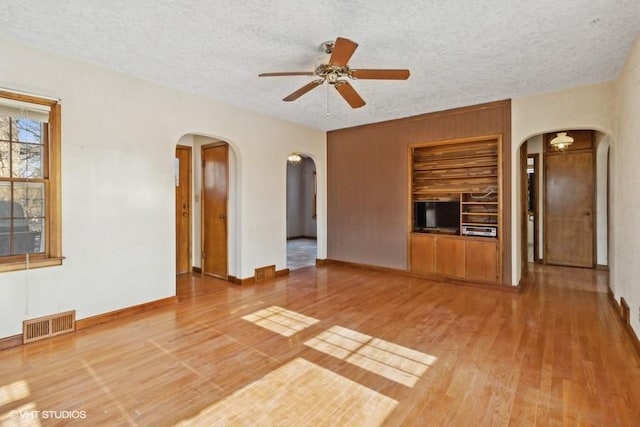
[1, 1, 639, 131]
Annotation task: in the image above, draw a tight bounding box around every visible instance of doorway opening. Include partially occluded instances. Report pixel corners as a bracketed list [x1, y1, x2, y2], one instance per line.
[526, 153, 540, 264]
[175, 134, 238, 285]
[519, 130, 610, 276]
[286, 153, 317, 270]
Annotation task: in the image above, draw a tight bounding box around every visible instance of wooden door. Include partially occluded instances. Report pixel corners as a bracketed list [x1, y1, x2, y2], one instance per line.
[544, 150, 594, 267]
[175, 146, 191, 274]
[202, 143, 228, 278]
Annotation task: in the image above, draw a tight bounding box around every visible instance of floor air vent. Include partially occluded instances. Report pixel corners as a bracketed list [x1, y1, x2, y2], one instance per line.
[23, 310, 76, 344]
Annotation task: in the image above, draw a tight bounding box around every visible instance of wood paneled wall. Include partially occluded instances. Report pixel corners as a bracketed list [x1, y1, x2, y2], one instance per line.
[327, 100, 512, 284]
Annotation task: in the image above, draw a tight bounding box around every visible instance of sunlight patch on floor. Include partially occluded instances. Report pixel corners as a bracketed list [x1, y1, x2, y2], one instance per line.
[0, 402, 40, 427]
[175, 358, 397, 426]
[242, 306, 320, 337]
[304, 326, 436, 387]
[0, 381, 30, 407]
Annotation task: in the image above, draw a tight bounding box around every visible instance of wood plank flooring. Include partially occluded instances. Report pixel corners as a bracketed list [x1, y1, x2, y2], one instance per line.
[1, 263, 639, 426]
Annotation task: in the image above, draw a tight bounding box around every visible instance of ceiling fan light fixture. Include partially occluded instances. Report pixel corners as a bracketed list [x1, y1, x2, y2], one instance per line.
[259, 37, 410, 108]
[550, 132, 574, 151]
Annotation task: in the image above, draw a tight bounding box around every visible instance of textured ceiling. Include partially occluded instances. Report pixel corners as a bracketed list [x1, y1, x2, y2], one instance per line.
[1, 1, 639, 131]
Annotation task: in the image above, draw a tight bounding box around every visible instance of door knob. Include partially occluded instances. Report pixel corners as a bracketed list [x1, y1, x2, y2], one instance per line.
[182, 212, 188, 217]
[219, 214, 226, 219]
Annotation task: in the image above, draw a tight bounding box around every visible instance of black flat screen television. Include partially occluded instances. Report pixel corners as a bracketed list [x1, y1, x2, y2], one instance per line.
[414, 201, 460, 232]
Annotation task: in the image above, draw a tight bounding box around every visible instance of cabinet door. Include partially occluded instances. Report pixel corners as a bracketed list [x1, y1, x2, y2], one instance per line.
[411, 234, 435, 275]
[435, 237, 465, 278]
[466, 239, 498, 283]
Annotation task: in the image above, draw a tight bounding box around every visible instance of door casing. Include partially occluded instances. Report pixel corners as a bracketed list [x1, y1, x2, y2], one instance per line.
[175, 145, 192, 274]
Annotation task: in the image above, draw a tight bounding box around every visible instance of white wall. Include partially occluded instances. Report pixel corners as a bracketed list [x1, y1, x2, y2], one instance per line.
[511, 81, 616, 285]
[595, 132, 610, 266]
[0, 37, 326, 338]
[613, 34, 640, 335]
[526, 135, 544, 261]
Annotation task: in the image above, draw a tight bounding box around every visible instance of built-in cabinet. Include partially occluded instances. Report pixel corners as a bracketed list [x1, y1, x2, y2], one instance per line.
[411, 233, 498, 283]
[409, 136, 503, 285]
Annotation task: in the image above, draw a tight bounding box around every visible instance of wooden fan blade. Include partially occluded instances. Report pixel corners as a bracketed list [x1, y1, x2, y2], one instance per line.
[334, 81, 366, 109]
[350, 69, 410, 80]
[283, 79, 324, 102]
[259, 72, 315, 77]
[329, 37, 359, 67]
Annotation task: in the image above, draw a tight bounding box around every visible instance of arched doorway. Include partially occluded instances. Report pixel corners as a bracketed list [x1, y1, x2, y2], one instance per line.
[286, 153, 317, 270]
[175, 134, 239, 281]
[518, 129, 610, 275]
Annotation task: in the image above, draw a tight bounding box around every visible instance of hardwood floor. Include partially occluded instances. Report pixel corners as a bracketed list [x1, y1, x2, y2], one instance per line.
[1, 264, 639, 426]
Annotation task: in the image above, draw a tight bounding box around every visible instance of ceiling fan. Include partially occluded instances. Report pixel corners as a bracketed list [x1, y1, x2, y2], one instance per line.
[258, 37, 410, 109]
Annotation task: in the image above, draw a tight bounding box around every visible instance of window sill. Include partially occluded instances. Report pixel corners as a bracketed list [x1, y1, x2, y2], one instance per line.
[0, 257, 64, 273]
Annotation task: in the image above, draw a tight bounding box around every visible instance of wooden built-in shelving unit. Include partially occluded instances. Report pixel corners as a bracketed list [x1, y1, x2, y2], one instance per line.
[460, 192, 499, 229]
[409, 136, 503, 285]
[412, 138, 499, 201]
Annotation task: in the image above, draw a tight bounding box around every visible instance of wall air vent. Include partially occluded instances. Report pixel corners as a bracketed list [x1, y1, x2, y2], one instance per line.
[255, 265, 276, 282]
[23, 310, 76, 344]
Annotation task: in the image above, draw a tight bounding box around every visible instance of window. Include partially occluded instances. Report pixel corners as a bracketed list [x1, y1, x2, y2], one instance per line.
[0, 90, 62, 272]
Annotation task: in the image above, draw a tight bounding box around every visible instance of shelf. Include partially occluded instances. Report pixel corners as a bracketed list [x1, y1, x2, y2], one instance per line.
[461, 201, 498, 205]
[462, 212, 498, 216]
[462, 221, 498, 226]
[413, 155, 498, 169]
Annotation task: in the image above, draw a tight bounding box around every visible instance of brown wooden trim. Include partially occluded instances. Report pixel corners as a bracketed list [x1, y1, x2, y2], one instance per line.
[516, 273, 527, 293]
[621, 297, 630, 324]
[192, 266, 202, 274]
[0, 93, 62, 270]
[607, 286, 619, 310]
[0, 257, 63, 273]
[331, 99, 511, 133]
[316, 258, 329, 266]
[0, 334, 23, 351]
[276, 268, 289, 277]
[626, 325, 640, 359]
[324, 258, 520, 293]
[49, 103, 62, 260]
[0, 89, 59, 106]
[502, 99, 512, 286]
[227, 275, 254, 286]
[620, 298, 640, 358]
[607, 291, 640, 359]
[227, 268, 290, 286]
[596, 264, 609, 271]
[76, 296, 178, 330]
[176, 145, 192, 274]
